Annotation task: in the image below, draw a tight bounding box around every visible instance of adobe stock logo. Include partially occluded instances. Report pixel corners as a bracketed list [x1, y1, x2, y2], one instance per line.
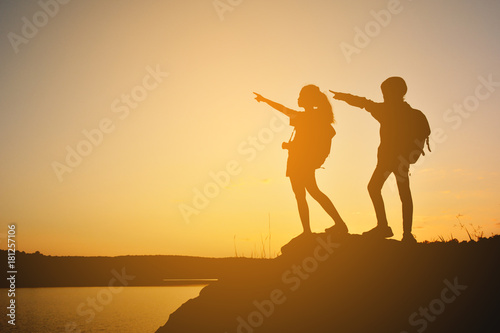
[400, 277, 467, 333]
[7, 0, 72, 54]
[64, 267, 135, 333]
[213, 0, 244, 21]
[178, 115, 287, 224]
[52, 65, 169, 182]
[226, 235, 340, 333]
[340, 0, 408, 63]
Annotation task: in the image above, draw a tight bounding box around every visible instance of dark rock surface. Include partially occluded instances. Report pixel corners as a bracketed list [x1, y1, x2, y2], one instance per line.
[156, 234, 500, 333]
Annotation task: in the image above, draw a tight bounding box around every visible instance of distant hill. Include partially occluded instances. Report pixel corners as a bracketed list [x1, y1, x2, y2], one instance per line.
[0, 251, 271, 288]
[155, 234, 500, 333]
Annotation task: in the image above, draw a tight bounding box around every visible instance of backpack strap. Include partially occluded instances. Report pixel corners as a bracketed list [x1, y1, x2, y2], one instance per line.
[420, 137, 431, 156]
[287, 129, 296, 143]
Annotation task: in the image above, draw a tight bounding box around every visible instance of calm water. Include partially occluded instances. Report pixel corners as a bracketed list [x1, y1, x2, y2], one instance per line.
[0, 285, 206, 333]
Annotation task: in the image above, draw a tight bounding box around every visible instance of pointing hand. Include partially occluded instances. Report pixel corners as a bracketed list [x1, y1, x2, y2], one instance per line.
[253, 92, 264, 103]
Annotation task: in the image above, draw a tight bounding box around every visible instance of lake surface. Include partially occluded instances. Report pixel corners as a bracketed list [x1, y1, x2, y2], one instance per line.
[0, 285, 206, 333]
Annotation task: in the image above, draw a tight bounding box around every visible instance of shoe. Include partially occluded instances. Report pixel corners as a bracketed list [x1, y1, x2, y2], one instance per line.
[402, 233, 417, 244]
[325, 223, 349, 237]
[362, 225, 393, 238]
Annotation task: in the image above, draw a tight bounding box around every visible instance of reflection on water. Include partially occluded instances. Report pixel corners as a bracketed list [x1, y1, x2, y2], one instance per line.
[0, 286, 206, 333]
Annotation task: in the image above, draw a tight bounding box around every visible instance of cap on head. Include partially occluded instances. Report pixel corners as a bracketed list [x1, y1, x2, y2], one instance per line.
[381, 77, 407, 100]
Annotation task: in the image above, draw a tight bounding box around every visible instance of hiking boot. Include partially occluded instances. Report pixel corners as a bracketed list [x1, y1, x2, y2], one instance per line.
[362, 225, 393, 238]
[325, 223, 349, 238]
[402, 232, 417, 244]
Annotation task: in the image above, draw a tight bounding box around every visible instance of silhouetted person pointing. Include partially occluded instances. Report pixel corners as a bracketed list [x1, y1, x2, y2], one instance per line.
[254, 85, 348, 240]
[331, 77, 430, 244]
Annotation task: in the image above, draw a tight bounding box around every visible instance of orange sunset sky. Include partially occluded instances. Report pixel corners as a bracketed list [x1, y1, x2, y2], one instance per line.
[1, 0, 499, 257]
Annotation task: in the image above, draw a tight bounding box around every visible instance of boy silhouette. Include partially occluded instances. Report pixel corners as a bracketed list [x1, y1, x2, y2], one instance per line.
[331, 77, 419, 244]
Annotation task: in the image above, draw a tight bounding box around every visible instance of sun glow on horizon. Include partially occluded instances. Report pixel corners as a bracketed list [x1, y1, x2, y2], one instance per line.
[1, 0, 499, 257]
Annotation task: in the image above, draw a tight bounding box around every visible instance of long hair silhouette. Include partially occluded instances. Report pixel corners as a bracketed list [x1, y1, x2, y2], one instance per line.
[254, 85, 348, 240]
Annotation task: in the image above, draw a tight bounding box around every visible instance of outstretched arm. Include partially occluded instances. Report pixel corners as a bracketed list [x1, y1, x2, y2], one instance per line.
[254, 92, 298, 118]
[329, 90, 373, 110]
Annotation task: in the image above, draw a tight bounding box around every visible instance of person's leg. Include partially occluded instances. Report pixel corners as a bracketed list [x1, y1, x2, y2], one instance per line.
[395, 164, 413, 235]
[367, 163, 392, 227]
[304, 171, 347, 228]
[290, 176, 311, 234]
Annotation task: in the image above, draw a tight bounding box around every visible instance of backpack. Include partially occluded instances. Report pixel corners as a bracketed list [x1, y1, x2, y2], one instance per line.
[283, 124, 336, 168]
[404, 108, 431, 164]
[314, 125, 336, 167]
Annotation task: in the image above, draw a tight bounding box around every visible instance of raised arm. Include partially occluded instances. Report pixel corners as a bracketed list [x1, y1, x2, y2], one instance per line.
[329, 90, 373, 110]
[254, 92, 299, 118]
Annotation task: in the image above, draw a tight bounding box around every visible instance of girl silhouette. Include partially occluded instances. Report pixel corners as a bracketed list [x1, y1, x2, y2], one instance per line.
[254, 85, 348, 239]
